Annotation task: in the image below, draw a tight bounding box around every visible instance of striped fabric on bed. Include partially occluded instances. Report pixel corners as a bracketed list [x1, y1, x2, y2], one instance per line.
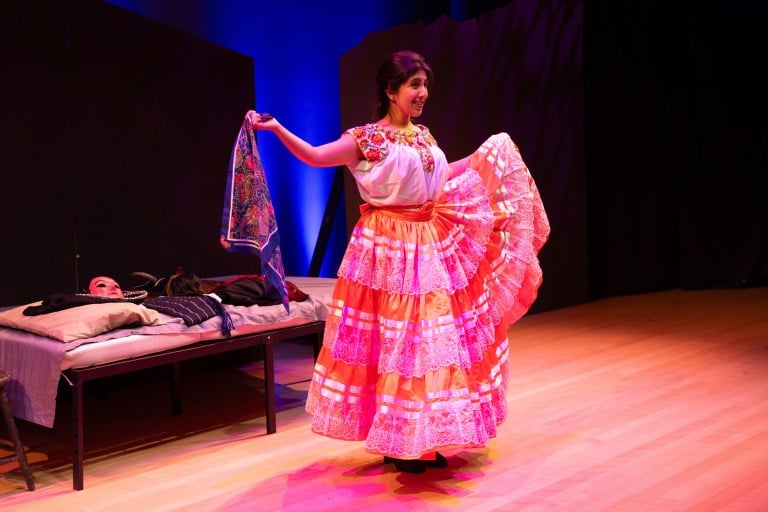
[143, 295, 234, 337]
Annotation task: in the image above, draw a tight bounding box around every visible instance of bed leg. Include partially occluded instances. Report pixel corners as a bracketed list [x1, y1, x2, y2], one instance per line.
[171, 362, 182, 415]
[264, 342, 276, 434]
[71, 378, 85, 491]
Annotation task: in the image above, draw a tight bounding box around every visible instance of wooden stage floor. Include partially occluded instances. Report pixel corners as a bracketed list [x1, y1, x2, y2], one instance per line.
[1, 286, 767, 511]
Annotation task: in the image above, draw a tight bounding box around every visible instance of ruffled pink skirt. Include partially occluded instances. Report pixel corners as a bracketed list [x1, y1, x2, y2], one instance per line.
[305, 133, 550, 458]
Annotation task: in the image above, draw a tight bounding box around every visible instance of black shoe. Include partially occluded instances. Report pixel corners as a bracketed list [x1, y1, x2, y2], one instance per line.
[392, 459, 427, 473]
[384, 452, 447, 469]
[425, 452, 448, 468]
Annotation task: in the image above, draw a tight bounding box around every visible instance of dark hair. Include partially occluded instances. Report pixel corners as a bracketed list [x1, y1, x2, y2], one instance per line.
[165, 267, 205, 296]
[374, 50, 433, 120]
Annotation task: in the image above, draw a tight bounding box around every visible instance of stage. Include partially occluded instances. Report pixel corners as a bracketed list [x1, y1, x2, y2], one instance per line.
[1, 286, 767, 511]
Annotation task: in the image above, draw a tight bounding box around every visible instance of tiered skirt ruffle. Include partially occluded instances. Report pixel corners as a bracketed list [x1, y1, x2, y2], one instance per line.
[305, 133, 550, 458]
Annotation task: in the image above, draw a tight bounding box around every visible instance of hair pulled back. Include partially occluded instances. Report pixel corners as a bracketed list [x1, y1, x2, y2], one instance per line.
[374, 50, 433, 120]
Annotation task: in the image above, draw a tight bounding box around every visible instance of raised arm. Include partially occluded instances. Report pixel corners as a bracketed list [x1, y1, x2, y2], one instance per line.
[247, 110, 361, 168]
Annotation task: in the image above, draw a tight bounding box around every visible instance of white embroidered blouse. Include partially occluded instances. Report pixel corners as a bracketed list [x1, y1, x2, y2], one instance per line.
[345, 124, 451, 207]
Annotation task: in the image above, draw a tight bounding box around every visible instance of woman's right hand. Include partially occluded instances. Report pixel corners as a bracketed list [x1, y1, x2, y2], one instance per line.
[245, 110, 277, 130]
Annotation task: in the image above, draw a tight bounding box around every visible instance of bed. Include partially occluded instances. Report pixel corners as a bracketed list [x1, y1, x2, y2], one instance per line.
[0, 276, 336, 490]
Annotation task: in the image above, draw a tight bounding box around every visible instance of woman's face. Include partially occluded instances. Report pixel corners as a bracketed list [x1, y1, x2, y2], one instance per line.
[88, 276, 124, 298]
[390, 70, 429, 118]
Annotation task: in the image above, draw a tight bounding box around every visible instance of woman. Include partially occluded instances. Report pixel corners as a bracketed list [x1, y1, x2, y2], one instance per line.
[248, 50, 549, 473]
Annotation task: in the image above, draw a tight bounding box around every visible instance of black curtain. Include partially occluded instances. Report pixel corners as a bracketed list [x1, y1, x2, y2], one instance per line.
[0, 0, 256, 306]
[585, 1, 768, 298]
[1, 2, 76, 304]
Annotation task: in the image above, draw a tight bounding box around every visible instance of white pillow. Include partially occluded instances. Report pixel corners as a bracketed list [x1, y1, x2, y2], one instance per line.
[0, 302, 161, 342]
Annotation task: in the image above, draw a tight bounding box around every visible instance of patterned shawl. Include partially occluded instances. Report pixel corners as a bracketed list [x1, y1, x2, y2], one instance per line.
[220, 119, 289, 312]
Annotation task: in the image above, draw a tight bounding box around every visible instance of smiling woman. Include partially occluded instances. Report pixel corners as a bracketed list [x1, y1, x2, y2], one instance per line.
[246, 49, 550, 473]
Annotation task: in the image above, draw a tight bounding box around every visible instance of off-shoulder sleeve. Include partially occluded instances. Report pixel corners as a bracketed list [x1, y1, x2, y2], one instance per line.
[346, 125, 389, 164]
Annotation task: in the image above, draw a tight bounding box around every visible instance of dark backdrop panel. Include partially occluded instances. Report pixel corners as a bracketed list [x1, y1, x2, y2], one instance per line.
[583, 7, 682, 298]
[68, 1, 257, 288]
[0, 2, 77, 306]
[0, 0, 256, 306]
[673, 24, 768, 289]
[585, 2, 768, 298]
[340, 1, 587, 313]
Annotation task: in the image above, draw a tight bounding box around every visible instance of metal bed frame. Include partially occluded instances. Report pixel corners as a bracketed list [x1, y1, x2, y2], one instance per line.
[61, 320, 325, 490]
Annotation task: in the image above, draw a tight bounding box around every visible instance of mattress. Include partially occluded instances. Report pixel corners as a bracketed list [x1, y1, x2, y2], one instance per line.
[0, 276, 337, 427]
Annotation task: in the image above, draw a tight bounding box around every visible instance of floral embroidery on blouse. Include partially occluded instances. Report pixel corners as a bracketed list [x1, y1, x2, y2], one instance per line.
[348, 124, 438, 173]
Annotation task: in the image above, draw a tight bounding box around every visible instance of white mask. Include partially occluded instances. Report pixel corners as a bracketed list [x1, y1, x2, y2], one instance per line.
[88, 276, 124, 298]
